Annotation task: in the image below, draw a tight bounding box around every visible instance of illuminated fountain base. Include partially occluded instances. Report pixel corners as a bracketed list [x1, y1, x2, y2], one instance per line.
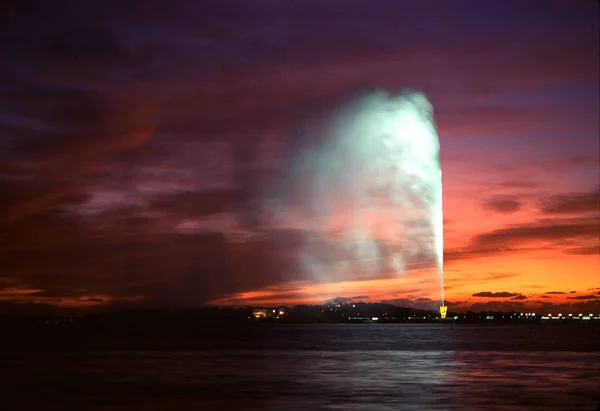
[439, 305, 447, 319]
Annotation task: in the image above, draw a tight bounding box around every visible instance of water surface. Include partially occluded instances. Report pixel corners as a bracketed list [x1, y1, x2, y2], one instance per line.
[2, 324, 599, 410]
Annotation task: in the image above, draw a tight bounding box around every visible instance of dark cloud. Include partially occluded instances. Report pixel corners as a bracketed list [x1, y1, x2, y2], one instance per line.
[567, 295, 599, 300]
[445, 272, 521, 289]
[444, 300, 467, 306]
[566, 155, 600, 166]
[437, 98, 598, 137]
[472, 291, 522, 298]
[0, 178, 91, 225]
[483, 196, 521, 213]
[325, 297, 353, 304]
[148, 189, 239, 219]
[511, 295, 527, 300]
[539, 187, 600, 214]
[567, 244, 600, 255]
[538, 300, 600, 314]
[381, 298, 439, 310]
[496, 180, 541, 190]
[545, 291, 565, 295]
[0, 300, 77, 316]
[474, 218, 599, 245]
[446, 216, 600, 262]
[0, 209, 311, 308]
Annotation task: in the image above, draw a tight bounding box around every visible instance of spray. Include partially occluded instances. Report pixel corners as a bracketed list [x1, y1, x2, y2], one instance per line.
[275, 90, 444, 312]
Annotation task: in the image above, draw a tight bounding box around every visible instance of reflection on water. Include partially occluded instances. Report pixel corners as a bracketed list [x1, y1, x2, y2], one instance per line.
[2, 325, 599, 410]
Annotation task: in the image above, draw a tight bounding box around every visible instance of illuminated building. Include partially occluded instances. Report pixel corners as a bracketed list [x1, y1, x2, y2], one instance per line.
[251, 307, 285, 319]
[252, 308, 267, 319]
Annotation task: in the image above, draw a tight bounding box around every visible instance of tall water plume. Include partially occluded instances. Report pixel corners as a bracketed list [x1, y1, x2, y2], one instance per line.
[274, 90, 444, 305]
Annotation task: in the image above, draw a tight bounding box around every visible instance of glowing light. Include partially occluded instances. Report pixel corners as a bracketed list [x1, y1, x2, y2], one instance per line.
[439, 305, 447, 319]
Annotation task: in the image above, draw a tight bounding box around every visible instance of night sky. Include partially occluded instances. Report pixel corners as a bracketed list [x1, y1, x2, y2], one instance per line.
[1, 0, 598, 315]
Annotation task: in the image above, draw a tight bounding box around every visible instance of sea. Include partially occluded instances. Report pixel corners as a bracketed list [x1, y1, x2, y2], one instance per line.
[2, 324, 599, 411]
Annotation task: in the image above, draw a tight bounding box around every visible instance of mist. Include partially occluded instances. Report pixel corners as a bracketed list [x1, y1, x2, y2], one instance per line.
[271, 90, 444, 302]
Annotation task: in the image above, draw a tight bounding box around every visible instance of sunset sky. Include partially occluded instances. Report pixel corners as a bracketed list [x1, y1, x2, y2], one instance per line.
[0, 0, 598, 315]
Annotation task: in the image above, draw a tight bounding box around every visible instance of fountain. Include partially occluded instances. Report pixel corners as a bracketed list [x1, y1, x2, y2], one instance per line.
[275, 90, 445, 311]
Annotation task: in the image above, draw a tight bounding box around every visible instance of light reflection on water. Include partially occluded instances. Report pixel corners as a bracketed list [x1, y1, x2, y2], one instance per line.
[3, 324, 599, 410]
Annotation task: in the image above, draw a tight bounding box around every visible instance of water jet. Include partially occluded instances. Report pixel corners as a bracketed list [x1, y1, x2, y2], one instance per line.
[277, 90, 445, 308]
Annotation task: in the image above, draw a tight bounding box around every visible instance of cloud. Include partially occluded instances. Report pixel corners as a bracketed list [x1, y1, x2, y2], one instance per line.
[545, 291, 565, 295]
[496, 180, 542, 190]
[148, 189, 239, 219]
[381, 298, 439, 310]
[567, 295, 599, 300]
[567, 244, 600, 255]
[472, 291, 523, 298]
[0, 301, 78, 316]
[444, 300, 467, 306]
[511, 295, 527, 300]
[81, 297, 104, 302]
[538, 187, 600, 214]
[444, 272, 522, 291]
[0, 178, 91, 225]
[565, 155, 600, 166]
[537, 300, 600, 314]
[324, 296, 371, 304]
[474, 218, 599, 245]
[483, 196, 521, 213]
[446, 216, 600, 262]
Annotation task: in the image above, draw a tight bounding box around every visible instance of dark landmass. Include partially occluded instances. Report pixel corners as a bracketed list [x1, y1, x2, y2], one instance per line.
[1, 303, 598, 352]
